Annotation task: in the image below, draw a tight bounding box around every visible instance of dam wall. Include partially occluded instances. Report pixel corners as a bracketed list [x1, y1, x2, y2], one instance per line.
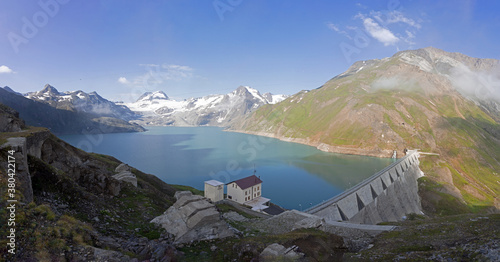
[305, 151, 422, 224]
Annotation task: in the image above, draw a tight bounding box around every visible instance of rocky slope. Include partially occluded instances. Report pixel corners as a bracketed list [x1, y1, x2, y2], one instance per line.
[0, 105, 187, 261]
[0, 87, 145, 134]
[232, 47, 500, 211]
[122, 86, 287, 126]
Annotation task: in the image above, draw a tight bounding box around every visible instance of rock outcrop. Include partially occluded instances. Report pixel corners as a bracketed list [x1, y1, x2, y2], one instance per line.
[0, 104, 25, 132]
[260, 243, 304, 261]
[151, 191, 235, 244]
[112, 163, 137, 187]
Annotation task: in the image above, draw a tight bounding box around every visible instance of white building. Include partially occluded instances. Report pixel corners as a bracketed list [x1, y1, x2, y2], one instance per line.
[204, 180, 224, 202]
[227, 175, 270, 212]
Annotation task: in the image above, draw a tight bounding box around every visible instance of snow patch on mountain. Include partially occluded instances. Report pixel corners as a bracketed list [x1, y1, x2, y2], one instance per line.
[25, 84, 139, 121]
[137, 91, 169, 102]
[121, 86, 288, 126]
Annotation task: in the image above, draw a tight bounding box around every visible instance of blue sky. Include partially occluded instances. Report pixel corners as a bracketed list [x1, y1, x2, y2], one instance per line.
[0, 0, 499, 102]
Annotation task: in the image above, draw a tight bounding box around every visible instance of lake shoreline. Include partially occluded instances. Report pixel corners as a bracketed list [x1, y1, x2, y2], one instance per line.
[226, 129, 395, 159]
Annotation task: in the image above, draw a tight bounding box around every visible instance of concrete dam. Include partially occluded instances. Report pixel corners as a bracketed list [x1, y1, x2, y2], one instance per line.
[305, 151, 423, 225]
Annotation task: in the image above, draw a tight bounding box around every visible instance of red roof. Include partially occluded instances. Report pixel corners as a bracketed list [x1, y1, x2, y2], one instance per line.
[231, 175, 262, 190]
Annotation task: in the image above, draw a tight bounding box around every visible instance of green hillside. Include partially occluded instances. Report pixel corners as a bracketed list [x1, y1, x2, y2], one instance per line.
[233, 48, 500, 213]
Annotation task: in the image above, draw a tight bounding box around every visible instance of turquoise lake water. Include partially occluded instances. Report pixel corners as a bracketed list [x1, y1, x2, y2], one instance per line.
[59, 126, 394, 209]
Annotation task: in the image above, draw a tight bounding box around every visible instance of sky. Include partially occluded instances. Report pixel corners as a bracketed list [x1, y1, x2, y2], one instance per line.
[0, 0, 499, 102]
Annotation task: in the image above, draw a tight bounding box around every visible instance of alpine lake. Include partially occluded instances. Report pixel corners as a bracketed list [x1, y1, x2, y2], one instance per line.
[59, 126, 395, 210]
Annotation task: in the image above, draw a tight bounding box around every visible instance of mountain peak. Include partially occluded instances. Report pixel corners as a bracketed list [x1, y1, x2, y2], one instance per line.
[41, 84, 60, 95]
[233, 86, 262, 97]
[136, 91, 169, 102]
[3, 86, 17, 94]
[233, 86, 251, 95]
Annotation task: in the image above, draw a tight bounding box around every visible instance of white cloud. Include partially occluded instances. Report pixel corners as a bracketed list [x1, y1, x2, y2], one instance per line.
[118, 77, 130, 84]
[362, 18, 399, 46]
[449, 65, 500, 102]
[403, 30, 416, 45]
[327, 22, 352, 39]
[327, 22, 340, 32]
[353, 10, 421, 48]
[384, 10, 421, 29]
[132, 64, 194, 88]
[356, 3, 368, 9]
[0, 65, 13, 74]
[164, 64, 193, 72]
[139, 63, 159, 67]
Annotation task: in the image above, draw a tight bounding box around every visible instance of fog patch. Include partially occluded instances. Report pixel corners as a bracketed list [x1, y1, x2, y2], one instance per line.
[89, 105, 114, 115]
[371, 76, 418, 91]
[449, 64, 500, 102]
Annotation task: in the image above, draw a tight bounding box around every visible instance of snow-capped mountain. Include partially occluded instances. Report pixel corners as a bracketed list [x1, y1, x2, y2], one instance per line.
[263, 92, 288, 104]
[0, 86, 144, 134]
[25, 84, 139, 121]
[136, 91, 169, 101]
[122, 86, 288, 126]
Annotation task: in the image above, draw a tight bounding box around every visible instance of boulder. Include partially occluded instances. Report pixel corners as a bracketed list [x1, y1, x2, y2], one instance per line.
[115, 163, 131, 173]
[91, 247, 134, 262]
[151, 191, 234, 244]
[112, 163, 137, 187]
[260, 243, 304, 261]
[293, 216, 325, 230]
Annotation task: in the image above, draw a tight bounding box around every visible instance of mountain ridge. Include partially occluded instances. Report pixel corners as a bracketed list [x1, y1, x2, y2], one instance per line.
[231, 47, 500, 211]
[0, 87, 145, 134]
[25, 84, 140, 121]
[122, 85, 288, 126]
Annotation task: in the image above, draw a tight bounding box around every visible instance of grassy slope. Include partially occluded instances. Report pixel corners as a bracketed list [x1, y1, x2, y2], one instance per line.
[237, 60, 500, 213]
[345, 213, 500, 261]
